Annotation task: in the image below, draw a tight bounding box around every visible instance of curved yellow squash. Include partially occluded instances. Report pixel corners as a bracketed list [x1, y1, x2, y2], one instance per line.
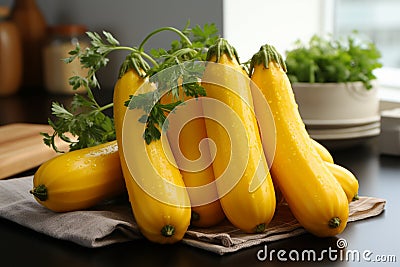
[113, 69, 191, 244]
[161, 89, 225, 228]
[30, 140, 125, 212]
[250, 44, 349, 237]
[312, 140, 359, 202]
[201, 39, 276, 233]
[312, 139, 334, 163]
[325, 162, 359, 203]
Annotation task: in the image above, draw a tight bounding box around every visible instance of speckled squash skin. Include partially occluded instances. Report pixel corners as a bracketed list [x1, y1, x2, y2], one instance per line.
[201, 39, 276, 233]
[113, 69, 191, 244]
[250, 45, 349, 237]
[31, 140, 125, 212]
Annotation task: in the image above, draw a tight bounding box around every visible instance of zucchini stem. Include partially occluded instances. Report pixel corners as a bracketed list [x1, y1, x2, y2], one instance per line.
[29, 184, 48, 201]
[255, 223, 266, 233]
[328, 217, 341, 229]
[249, 44, 287, 75]
[206, 38, 240, 63]
[161, 224, 175, 237]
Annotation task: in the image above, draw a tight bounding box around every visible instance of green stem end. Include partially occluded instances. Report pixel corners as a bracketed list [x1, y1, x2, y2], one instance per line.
[328, 217, 341, 229]
[161, 224, 175, 237]
[206, 38, 240, 63]
[29, 184, 48, 201]
[255, 223, 266, 233]
[249, 44, 287, 75]
[352, 194, 359, 201]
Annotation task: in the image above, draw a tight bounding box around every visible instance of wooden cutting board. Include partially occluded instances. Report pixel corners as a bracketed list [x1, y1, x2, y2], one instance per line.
[0, 123, 70, 179]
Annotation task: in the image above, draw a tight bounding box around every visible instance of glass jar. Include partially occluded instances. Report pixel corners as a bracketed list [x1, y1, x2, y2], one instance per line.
[43, 24, 89, 94]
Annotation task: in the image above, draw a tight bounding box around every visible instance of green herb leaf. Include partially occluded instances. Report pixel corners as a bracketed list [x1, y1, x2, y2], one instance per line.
[45, 23, 221, 150]
[42, 95, 115, 152]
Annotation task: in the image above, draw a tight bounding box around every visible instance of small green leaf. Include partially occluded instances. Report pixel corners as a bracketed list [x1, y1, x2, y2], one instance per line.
[103, 31, 120, 46]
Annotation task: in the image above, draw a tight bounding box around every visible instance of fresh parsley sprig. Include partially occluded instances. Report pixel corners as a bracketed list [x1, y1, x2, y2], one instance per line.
[41, 93, 115, 152]
[126, 59, 207, 144]
[65, 31, 153, 91]
[43, 31, 152, 152]
[126, 23, 217, 144]
[43, 22, 220, 151]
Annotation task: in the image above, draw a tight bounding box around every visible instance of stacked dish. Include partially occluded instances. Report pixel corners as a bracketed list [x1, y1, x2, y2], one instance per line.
[305, 116, 381, 141]
[292, 82, 381, 148]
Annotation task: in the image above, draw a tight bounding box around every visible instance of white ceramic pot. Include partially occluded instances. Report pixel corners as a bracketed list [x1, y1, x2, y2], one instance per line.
[292, 82, 379, 126]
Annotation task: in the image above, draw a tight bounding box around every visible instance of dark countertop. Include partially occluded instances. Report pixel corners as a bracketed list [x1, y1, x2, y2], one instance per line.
[0, 92, 399, 267]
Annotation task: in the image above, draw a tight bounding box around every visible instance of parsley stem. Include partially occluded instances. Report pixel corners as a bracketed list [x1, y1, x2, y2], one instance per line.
[139, 51, 159, 67]
[172, 47, 198, 59]
[99, 102, 114, 112]
[109, 46, 158, 68]
[138, 27, 192, 51]
[112, 46, 136, 52]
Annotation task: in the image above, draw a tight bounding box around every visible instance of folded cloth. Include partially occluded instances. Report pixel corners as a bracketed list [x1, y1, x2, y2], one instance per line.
[0, 176, 386, 255]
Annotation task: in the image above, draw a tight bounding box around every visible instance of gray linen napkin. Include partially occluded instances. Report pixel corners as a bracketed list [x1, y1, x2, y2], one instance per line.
[0, 176, 386, 255]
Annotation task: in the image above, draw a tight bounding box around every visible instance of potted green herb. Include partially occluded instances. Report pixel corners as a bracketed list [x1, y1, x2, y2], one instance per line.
[285, 33, 382, 126]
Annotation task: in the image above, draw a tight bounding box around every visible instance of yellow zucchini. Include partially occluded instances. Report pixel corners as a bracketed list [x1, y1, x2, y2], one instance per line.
[250, 44, 349, 237]
[325, 162, 359, 202]
[312, 139, 334, 163]
[161, 90, 225, 228]
[201, 38, 276, 233]
[113, 68, 191, 244]
[312, 139, 359, 202]
[30, 140, 125, 212]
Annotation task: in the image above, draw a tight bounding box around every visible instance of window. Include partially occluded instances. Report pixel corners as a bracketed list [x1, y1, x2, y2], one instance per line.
[335, 0, 400, 69]
[334, 0, 400, 100]
[223, 0, 400, 101]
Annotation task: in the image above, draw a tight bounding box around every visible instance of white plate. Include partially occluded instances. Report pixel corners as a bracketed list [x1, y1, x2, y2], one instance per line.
[309, 126, 380, 140]
[307, 122, 380, 136]
[304, 115, 381, 129]
[317, 136, 377, 150]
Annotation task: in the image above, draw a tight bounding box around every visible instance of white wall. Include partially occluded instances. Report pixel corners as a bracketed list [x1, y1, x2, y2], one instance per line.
[223, 0, 334, 62]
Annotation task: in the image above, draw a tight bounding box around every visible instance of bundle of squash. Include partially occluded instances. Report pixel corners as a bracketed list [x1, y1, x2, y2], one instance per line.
[30, 38, 359, 244]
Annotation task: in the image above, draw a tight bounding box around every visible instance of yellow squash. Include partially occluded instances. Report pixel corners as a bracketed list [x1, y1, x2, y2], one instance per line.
[201, 38, 276, 233]
[250, 44, 349, 237]
[113, 67, 191, 244]
[161, 89, 225, 228]
[312, 139, 359, 202]
[30, 140, 125, 212]
[325, 162, 359, 203]
[312, 139, 334, 163]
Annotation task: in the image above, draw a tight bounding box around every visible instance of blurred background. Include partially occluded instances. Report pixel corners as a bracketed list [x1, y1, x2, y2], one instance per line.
[0, 0, 223, 90]
[0, 0, 399, 97]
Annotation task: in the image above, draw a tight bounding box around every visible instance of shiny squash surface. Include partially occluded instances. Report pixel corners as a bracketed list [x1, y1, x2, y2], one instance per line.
[201, 39, 276, 233]
[250, 44, 349, 237]
[113, 69, 191, 243]
[312, 140, 359, 202]
[30, 140, 125, 212]
[325, 162, 359, 203]
[161, 90, 225, 228]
